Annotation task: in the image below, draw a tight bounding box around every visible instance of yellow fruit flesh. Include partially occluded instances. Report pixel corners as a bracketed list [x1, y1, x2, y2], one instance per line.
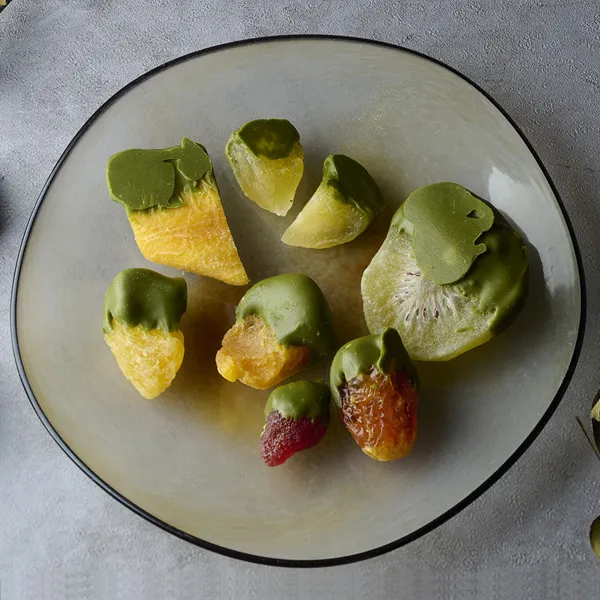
[128, 174, 248, 286]
[105, 321, 185, 399]
[216, 315, 311, 389]
[228, 142, 304, 216]
[281, 183, 370, 249]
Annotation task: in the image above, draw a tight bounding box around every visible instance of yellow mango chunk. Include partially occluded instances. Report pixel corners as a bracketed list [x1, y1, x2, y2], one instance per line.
[105, 321, 185, 399]
[216, 315, 311, 389]
[128, 174, 249, 286]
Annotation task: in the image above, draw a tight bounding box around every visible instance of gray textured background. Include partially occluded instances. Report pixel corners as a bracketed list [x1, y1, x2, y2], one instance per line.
[1, 1, 600, 598]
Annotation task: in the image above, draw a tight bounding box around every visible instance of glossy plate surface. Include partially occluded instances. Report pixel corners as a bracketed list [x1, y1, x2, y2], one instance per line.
[12, 37, 584, 566]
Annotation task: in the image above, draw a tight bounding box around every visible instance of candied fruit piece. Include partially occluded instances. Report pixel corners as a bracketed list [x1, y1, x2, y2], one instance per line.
[216, 315, 311, 389]
[261, 412, 328, 466]
[281, 154, 383, 249]
[105, 321, 185, 399]
[128, 175, 248, 286]
[226, 118, 304, 216]
[339, 367, 417, 461]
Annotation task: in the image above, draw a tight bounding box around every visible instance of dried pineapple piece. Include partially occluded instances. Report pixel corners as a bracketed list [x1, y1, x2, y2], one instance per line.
[107, 138, 248, 286]
[128, 174, 248, 286]
[105, 322, 184, 399]
[103, 268, 187, 399]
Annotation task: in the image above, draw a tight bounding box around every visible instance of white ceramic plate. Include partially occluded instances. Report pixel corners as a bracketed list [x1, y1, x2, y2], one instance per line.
[11, 36, 584, 566]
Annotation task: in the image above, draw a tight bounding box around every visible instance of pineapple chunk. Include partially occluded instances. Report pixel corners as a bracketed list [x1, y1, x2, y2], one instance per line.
[105, 321, 184, 399]
[128, 173, 248, 286]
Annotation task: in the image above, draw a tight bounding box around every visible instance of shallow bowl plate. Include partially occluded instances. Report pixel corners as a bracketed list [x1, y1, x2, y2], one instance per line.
[12, 36, 584, 566]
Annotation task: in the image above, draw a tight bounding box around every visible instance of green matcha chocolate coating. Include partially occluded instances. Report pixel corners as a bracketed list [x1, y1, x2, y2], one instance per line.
[233, 119, 300, 160]
[236, 273, 335, 356]
[321, 154, 384, 220]
[403, 182, 495, 285]
[455, 219, 528, 332]
[394, 199, 528, 333]
[106, 138, 212, 211]
[330, 328, 416, 407]
[265, 380, 331, 421]
[103, 268, 187, 333]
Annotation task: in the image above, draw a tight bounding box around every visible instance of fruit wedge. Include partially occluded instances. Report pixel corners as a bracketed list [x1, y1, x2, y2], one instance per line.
[128, 171, 248, 286]
[103, 268, 188, 399]
[107, 138, 248, 286]
[361, 184, 528, 361]
[281, 154, 384, 249]
[226, 119, 304, 216]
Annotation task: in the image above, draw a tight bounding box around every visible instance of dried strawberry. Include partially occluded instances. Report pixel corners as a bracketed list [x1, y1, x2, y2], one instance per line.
[260, 380, 330, 467]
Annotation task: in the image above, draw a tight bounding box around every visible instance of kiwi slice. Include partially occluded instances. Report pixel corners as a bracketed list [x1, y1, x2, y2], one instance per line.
[361, 190, 528, 362]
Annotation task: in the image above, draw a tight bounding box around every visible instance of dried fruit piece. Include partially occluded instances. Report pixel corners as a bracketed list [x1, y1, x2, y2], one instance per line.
[105, 322, 185, 400]
[260, 380, 330, 466]
[216, 274, 335, 389]
[226, 119, 304, 216]
[103, 268, 187, 399]
[107, 138, 248, 286]
[361, 184, 528, 361]
[216, 314, 311, 389]
[281, 154, 383, 249]
[331, 328, 418, 461]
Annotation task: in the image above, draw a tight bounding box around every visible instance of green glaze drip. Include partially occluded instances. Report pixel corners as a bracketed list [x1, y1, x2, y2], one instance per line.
[455, 220, 528, 332]
[403, 182, 495, 285]
[321, 154, 384, 219]
[236, 273, 336, 356]
[330, 328, 416, 407]
[107, 138, 212, 211]
[234, 119, 300, 160]
[265, 380, 331, 421]
[103, 268, 187, 333]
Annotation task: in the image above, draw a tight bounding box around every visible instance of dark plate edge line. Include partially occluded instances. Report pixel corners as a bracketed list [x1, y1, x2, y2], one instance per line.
[10, 34, 587, 569]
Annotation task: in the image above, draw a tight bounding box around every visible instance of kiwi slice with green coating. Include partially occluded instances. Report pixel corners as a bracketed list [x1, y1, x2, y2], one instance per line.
[226, 119, 304, 216]
[361, 185, 528, 362]
[281, 154, 384, 249]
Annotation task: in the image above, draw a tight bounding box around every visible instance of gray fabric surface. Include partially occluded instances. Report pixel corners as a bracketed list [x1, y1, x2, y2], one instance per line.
[1, 1, 600, 597]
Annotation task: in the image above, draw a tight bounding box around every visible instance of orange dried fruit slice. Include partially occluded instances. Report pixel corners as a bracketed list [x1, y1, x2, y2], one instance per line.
[216, 314, 311, 390]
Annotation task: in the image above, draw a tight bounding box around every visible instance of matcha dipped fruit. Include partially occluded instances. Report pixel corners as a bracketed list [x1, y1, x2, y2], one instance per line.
[331, 328, 418, 461]
[216, 274, 336, 390]
[226, 119, 304, 216]
[260, 380, 331, 466]
[107, 138, 248, 286]
[361, 183, 528, 361]
[103, 268, 187, 399]
[282, 154, 384, 249]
